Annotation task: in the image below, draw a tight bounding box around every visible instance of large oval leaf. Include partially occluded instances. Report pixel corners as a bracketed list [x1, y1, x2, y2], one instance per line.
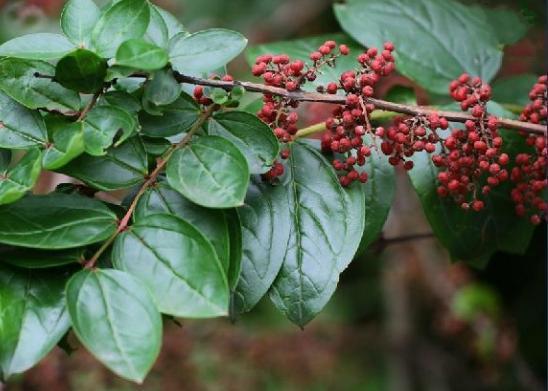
[208, 111, 279, 174]
[115, 39, 168, 71]
[66, 269, 162, 383]
[167, 135, 250, 208]
[0, 264, 70, 380]
[0, 58, 80, 114]
[144, 4, 169, 48]
[0, 148, 42, 205]
[60, 137, 147, 191]
[83, 105, 138, 156]
[169, 29, 247, 74]
[55, 49, 108, 94]
[139, 92, 199, 138]
[0, 193, 117, 249]
[61, 0, 101, 47]
[268, 142, 365, 326]
[135, 181, 231, 274]
[334, 0, 504, 94]
[0, 33, 74, 60]
[91, 0, 150, 58]
[232, 178, 291, 314]
[0, 92, 47, 149]
[112, 213, 229, 317]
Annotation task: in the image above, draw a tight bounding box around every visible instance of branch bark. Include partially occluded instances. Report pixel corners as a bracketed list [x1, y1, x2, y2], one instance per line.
[172, 72, 546, 135]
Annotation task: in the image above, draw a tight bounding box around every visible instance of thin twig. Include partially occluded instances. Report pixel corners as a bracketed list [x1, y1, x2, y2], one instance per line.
[172, 72, 546, 135]
[77, 91, 101, 122]
[84, 105, 216, 269]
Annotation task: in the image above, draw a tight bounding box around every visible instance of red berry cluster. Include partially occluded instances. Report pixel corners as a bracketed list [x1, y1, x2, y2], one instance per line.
[252, 40, 350, 181]
[377, 113, 449, 170]
[434, 74, 508, 211]
[511, 76, 547, 225]
[320, 42, 396, 186]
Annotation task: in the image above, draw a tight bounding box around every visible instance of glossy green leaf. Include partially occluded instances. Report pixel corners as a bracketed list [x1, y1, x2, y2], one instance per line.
[135, 181, 231, 273]
[0, 150, 10, 171]
[232, 178, 291, 314]
[142, 137, 170, 157]
[208, 111, 279, 174]
[269, 143, 365, 326]
[0, 149, 42, 205]
[0, 92, 47, 149]
[0, 58, 80, 114]
[247, 33, 362, 92]
[167, 135, 250, 208]
[0, 247, 84, 269]
[60, 0, 101, 47]
[355, 137, 396, 252]
[102, 91, 142, 113]
[144, 4, 169, 48]
[83, 105, 138, 156]
[115, 39, 168, 71]
[113, 213, 229, 317]
[91, 0, 150, 58]
[0, 33, 74, 60]
[170, 29, 247, 74]
[139, 92, 200, 137]
[42, 116, 85, 170]
[0, 193, 117, 249]
[60, 137, 147, 191]
[66, 269, 162, 383]
[0, 264, 70, 380]
[334, 0, 504, 94]
[225, 209, 242, 291]
[55, 49, 107, 93]
[142, 68, 181, 110]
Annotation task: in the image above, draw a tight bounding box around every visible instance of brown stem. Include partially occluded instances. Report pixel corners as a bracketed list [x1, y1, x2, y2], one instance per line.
[84, 105, 216, 269]
[77, 91, 102, 122]
[172, 72, 546, 135]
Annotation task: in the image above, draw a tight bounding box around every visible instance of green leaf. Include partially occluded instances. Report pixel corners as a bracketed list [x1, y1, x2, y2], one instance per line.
[0, 247, 84, 269]
[0, 92, 47, 149]
[91, 0, 151, 58]
[167, 135, 250, 208]
[144, 4, 169, 48]
[408, 128, 535, 266]
[208, 111, 279, 174]
[484, 8, 528, 45]
[334, 0, 504, 94]
[155, 6, 186, 40]
[66, 269, 162, 383]
[0, 264, 70, 380]
[0, 149, 42, 205]
[247, 33, 362, 92]
[170, 29, 247, 74]
[492, 74, 538, 107]
[115, 39, 168, 71]
[60, 137, 147, 191]
[135, 181, 231, 274]
[42, 116, 85, 170]
[269, 143, 365, 326]
[0, 193, 117, 249]
[0, 150, 11, 171]
[60, 0, 101, 47]
[83, 105, 138, 156]
[232, 178, 291, 314]
[55, 49, 108, 93]
[142, 68, 181, 108]
[225, 209, 242, 291]
[112, 213, 229, 317]
[142, 137, 170, 157]
[0, 33, 74, 60]
[102, 91, 142, 113]
[0, 58, 81, 114]
[355, 137, 396, 252]
[139, 92, 200, 138]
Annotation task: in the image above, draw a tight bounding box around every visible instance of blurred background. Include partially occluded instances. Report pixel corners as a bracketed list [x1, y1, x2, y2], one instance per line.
[0, 0, 546, 390]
